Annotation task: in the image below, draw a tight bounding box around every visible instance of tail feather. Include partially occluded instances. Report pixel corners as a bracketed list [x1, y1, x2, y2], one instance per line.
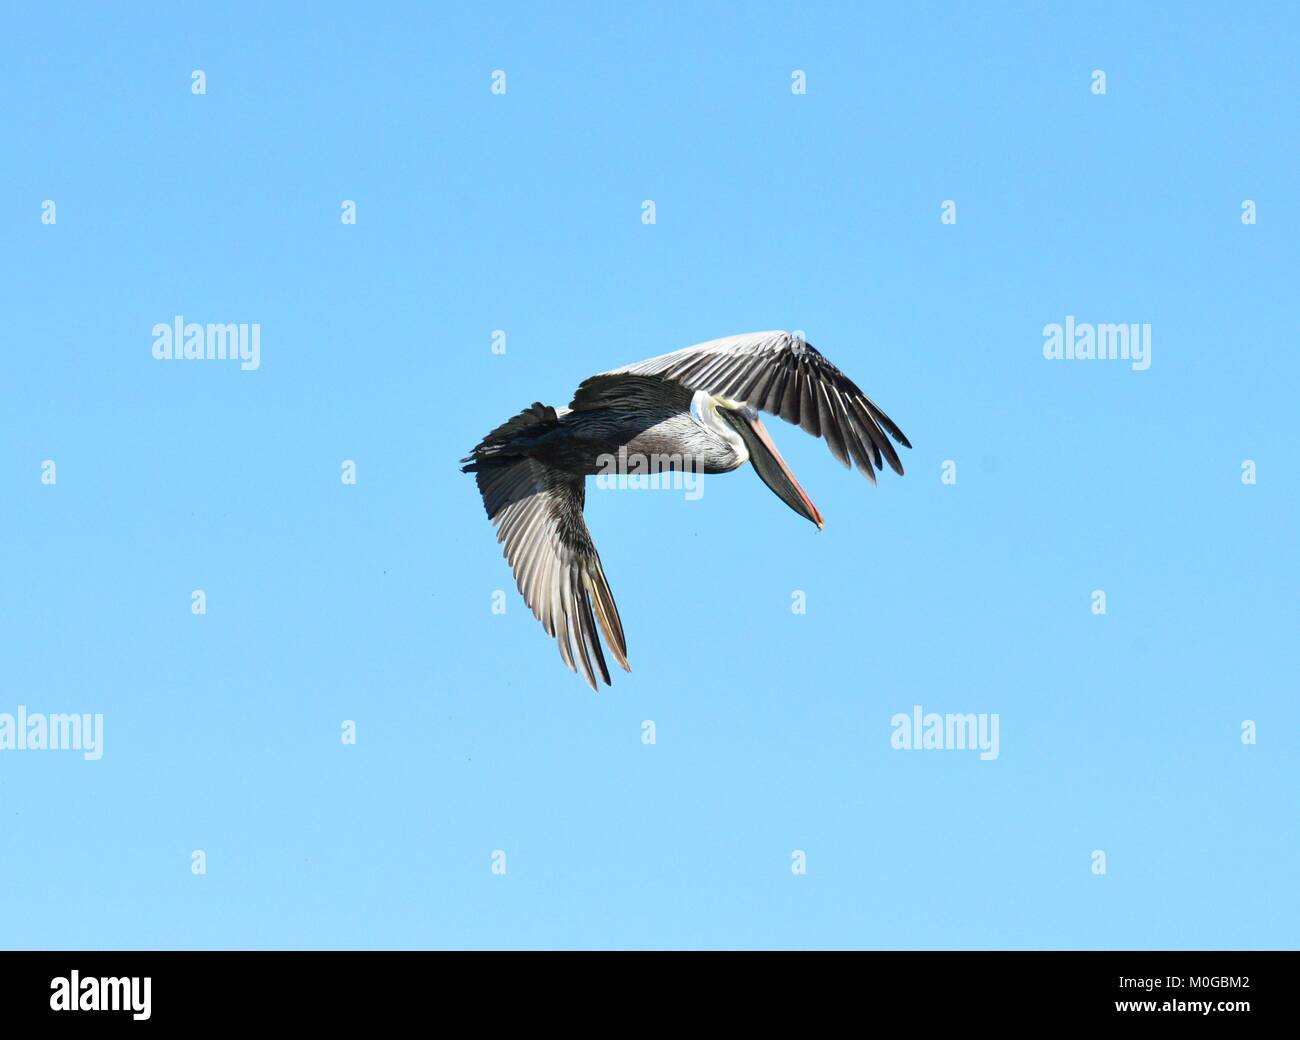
[460, 401, 559, 472]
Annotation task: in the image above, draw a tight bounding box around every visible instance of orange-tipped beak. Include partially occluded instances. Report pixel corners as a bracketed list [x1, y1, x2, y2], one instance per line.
[723, 407, 824, 529]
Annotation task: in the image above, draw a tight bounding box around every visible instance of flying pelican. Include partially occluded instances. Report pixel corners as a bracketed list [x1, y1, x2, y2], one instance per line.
[462, 330, 911, 690]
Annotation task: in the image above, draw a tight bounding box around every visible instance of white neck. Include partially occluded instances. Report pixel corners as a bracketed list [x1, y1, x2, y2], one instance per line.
[689, 390, 748, 461]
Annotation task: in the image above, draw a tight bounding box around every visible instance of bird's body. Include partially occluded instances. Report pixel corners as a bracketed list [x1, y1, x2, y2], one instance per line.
[462, 331, 911, 690]
[476, 379, 745, 477]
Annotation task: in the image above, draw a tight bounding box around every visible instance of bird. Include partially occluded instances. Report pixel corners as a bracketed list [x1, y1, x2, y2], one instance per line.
[462, 330, 911, 690]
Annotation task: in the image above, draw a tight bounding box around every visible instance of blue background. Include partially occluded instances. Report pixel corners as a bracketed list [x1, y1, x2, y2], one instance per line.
[1, 2, 1295, 949]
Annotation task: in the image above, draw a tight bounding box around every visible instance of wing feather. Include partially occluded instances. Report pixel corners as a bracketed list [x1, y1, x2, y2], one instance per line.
[470, 457, 628, 690]
[581, 330, 910, 482]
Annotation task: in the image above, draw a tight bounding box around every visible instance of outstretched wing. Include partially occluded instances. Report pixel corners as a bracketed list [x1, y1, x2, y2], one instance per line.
[577, 331, 910, 483]
[469, 455, 628, 691]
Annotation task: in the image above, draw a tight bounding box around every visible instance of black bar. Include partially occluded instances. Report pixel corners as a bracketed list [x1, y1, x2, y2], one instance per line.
[0, 950, 1289, 1026]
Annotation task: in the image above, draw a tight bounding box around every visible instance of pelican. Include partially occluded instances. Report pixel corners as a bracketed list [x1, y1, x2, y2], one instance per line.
[462, 331, 911, 690]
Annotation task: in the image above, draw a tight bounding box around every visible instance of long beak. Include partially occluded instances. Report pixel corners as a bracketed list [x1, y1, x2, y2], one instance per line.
[723, 408, 824, 529]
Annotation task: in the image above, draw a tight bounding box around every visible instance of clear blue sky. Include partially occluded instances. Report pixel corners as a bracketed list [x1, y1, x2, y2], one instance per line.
[1, 2, 1296, 950]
